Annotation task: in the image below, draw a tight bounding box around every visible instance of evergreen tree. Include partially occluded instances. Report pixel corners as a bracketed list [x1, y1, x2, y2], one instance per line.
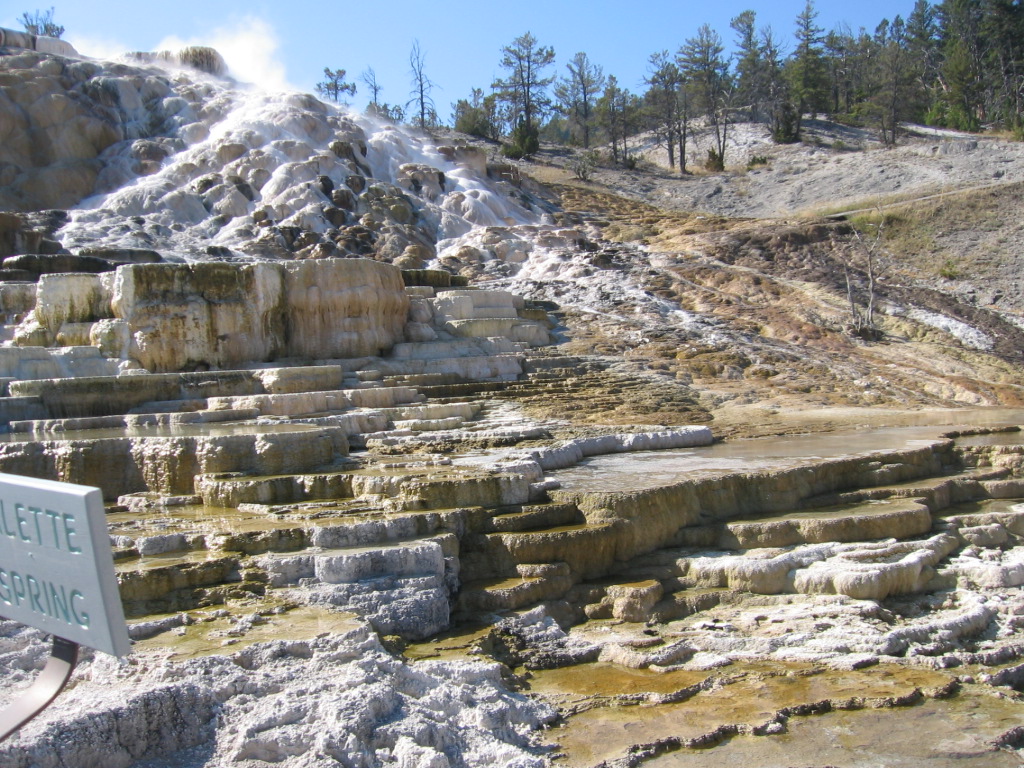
[375, 103, 405, 123]
[453, 88, 500, 139]
[937, 0, 986, 129]
[979, 0, 1024, 131]
[787, 0, 829, 135]
[492, 32, 556, 138]
[759, 26, 799, 143]
[597, 76, 640, 165]
[907, 0, 941, 109]
[824, 25, 853, 115]
[731, 10, 767, 120]
[315, 68, 356, 105]
[679, 24, 733, 169]
[643, 51, 686, 170]
[870, 16, 912, 144]
[554, 52, 606, 148]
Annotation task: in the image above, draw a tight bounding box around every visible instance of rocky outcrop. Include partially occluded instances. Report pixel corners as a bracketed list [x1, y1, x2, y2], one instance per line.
[0, 48, 191, 210]
[113, 259, 409, 370]
[5, 259, 410, 371]
[1, 260, 551, 382]
[0, 27, 78, 57]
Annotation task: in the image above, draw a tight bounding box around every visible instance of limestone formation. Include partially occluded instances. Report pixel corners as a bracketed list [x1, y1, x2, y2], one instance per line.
[0, 259, 550, 375]
[1, 40, 1023, 768]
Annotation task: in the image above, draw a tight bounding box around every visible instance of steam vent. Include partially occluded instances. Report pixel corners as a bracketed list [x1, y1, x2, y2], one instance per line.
[3, 27, 1024, 768]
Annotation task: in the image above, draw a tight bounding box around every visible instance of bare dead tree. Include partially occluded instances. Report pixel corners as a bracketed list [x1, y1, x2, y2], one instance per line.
[838, 209, 890, 340]
[407, 40, 437, 131]
[361, 68, 383, 113]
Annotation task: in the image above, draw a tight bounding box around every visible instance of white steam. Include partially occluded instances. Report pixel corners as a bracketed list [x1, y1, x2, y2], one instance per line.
[64, 33, 129, 62]
[157, 16, 295, 92]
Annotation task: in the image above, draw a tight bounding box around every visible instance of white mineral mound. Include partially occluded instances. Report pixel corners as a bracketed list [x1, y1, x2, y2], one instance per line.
[49, 57, 534, 261]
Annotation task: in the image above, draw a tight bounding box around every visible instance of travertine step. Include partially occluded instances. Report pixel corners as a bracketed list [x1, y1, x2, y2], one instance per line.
[383, 372, 468, 386]
[521, 355, 596, 372]
[196, 469, 358, 507]
[9, 407, 261, 433]
[457, 563, 575, 615]
[257, 537, 457, 637]
[411, 381, 510, 399]
[487, 502, 583, 533]
[935, 498, 1024, 540]
[259, 537, 450, 586]
[463, 522, 620, 582]
[0, 423, 350, 500]
[674, 497, 934, 550]
[117, 551, 249, 617]
[3, 365, 347, 420]
[801, 468, 1008, 511]
[0, 394, 46, 423]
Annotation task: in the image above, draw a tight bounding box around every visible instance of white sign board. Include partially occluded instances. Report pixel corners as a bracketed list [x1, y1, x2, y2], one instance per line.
[0, 473, 130, 657]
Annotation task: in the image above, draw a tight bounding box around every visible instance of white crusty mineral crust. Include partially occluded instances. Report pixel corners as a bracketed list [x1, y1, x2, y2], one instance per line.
[0, 620, 555, 768]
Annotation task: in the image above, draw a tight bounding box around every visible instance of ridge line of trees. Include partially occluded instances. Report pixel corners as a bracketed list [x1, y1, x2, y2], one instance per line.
[331, 1, 1024, 163]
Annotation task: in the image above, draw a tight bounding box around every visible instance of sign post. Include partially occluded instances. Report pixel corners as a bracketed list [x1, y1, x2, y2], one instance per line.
[0, 473, 129, 741]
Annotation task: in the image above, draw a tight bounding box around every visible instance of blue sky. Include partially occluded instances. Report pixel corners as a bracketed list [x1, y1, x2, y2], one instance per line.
[4, 1, 921, 119]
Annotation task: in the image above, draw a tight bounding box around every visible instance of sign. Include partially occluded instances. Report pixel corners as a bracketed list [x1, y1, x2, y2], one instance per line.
[0, 473, 130, 657]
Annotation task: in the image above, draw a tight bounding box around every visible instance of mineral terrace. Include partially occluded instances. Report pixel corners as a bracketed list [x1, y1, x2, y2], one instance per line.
[1, 35, 1023, 768]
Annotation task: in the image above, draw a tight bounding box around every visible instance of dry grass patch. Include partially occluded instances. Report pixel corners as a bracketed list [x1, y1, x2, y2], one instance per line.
[846, 181, 1024, 281]
[546, 182, 739, 249]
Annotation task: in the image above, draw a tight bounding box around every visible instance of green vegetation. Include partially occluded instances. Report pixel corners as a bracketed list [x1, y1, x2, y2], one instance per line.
[315, 68, 356, 105]
[322, 1, 1024, 166]
[501, 121, 540, 160]
[938, 258, 961, 279]
[492, 32, 556, 159]
[570, 150, 601, 181]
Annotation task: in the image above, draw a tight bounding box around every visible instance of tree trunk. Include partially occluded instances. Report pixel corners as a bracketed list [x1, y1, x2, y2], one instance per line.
[678, 121, 688, 174]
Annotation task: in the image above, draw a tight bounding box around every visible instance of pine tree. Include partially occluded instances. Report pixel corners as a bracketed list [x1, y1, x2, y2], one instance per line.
[979, 0, 1024, 131]
[644, 51, 686, 170]
[493, 32, 556, 139]
[679, 24, 733, 169]
[315, 68, 356, 105]
[453, 88, 500, 139]
[554, 52, 605, 148]
[597, 76, 640, 165]
[937, 0, 985, 129]
[870, 16, 912, 145]
[907, 0, 941, 99]
[731, 10, 766, 120]
[787, 0, 829, 135]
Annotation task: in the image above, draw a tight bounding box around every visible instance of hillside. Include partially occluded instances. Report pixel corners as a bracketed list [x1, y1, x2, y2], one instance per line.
[468, 124, 1024, 436]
